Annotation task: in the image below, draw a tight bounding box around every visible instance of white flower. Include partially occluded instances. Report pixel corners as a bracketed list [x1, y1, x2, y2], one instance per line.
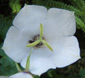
[9, 72, 33, 78]
[0, 72, 33, 78]
[2, 5, 80, 76]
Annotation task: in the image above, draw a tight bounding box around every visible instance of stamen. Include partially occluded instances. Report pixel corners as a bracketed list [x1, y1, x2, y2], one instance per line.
[29, 35, 45, 48]
[27, 24, 53, 52]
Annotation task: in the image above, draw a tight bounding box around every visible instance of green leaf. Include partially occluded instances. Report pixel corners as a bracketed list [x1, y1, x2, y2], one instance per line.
[0, 45, 17, 75]
[42, 40, 54, 52]
[75, 16, 85, 32]
[40, 24, 43, 40]
[26, 40, 40, 47]
[0, 76, 8, 78]
[0, 15, 12, 39]
[15, 63, 22, 72]
[79, 69, 85, 78]
[25, 48, 33, 72]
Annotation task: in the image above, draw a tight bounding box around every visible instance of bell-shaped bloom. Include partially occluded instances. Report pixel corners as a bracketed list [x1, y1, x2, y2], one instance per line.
[2, 5, 80, 76]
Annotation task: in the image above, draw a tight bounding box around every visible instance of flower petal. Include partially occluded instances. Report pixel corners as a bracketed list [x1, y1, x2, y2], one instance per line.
[9, 72, 33, 78]
[43, 8, 76, 41]
[13, 5, 47, 34]
[21, 36, 80, 75]
[52, 36, 80, 68]
[21, 47, 56, 76]
[2, 26, 31, 62]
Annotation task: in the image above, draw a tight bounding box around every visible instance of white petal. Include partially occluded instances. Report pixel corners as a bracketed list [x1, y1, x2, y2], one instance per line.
[2, 26, 30, 62]
[9, 72, 33, 78]
[21, 36, 80, 75]
[52, 36, 80, 68]
[21, 47, 56, 76]
[13, 5, 47, 35]
[43, 8, 76, 41]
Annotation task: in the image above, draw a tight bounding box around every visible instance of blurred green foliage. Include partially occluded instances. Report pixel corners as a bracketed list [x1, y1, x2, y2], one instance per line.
[0, 15, 12, 39]
[0, 0, 85, 78]
[0, 44, 17, 75]
[9, 0, 21, 13]
[79, 69, 85, 78]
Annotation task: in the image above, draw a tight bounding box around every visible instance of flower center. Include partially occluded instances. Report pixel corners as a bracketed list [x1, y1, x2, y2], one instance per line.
[27, 24, 53, 51]
[29, 34, 45, 48]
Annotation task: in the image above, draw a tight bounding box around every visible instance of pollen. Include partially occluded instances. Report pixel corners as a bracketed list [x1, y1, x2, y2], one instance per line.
[29, 34, 45, 48]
